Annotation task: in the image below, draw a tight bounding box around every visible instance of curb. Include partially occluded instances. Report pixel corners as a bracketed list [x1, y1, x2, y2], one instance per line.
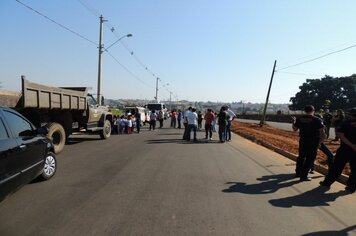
[235, 131, 349, 185]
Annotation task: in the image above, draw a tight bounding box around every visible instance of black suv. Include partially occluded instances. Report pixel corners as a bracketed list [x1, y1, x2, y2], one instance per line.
[0, 106, 56, 201]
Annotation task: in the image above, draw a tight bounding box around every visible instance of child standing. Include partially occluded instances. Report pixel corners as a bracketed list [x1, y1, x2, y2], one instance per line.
[127, 115, 133, 134]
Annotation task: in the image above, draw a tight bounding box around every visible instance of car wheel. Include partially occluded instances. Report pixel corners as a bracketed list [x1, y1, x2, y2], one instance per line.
[100, 119, 111, 139]
[40, 152, 56, 180]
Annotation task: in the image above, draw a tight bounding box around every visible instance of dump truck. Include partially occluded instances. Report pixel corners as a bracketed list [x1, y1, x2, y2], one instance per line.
[0, 76, 112, 154]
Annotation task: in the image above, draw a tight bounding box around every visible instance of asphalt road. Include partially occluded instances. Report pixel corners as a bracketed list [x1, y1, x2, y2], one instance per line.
[0, 122, 355, 235]
[237, 118, 336, 140]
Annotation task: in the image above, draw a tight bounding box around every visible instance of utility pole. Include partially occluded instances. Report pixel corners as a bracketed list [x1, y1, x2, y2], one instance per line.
[97, 15, 107, 106]
[260, 60, 277, 125]
[155, 77, 159, 102]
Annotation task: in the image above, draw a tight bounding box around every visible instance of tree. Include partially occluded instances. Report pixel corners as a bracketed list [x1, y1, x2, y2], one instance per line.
[323, 99, 332, 109]
[289, 75, 356, 111]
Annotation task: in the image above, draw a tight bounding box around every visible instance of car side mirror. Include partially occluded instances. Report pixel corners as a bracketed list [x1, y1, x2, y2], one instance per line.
[37, 127, 49, 135]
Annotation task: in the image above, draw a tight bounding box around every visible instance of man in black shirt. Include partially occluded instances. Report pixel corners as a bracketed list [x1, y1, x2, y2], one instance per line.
[218, 106, 228, 143]
[320, 108, 356, 193]
[323, 109, 333, 139]
[292, 105, 325, 181]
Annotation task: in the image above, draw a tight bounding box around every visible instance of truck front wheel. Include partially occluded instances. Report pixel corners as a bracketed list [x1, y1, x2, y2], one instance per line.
[100, 119, 111, 139]
[46, 122, 66, 154]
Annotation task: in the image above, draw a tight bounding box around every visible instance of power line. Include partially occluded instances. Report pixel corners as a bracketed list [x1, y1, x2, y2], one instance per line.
[275, 71, 324, 77]
[104, 49, 154, 89]
[277, 43, 356, 71]
[119, 39, 163, 81]
[75, 1, 174, 95]
[15, 0, 98, 46]
[278, 40, 356, 67]
[77, 0, 101, 18]
[107, 25, 175, 98]
[16, 0, 156, 95]
[103, 21, 171, 88]
[75, 2, 156, 90]
[105, 21, 155, 73]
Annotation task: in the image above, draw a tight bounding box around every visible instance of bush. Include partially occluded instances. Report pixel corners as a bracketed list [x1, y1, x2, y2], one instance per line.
[111, 108, 124, 117]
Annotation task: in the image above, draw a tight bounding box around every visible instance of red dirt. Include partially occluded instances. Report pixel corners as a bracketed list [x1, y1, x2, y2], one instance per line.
[231, 121, 350, 175]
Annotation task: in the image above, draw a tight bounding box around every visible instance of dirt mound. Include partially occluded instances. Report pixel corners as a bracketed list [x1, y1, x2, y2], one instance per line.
[231, 121, 350, 175]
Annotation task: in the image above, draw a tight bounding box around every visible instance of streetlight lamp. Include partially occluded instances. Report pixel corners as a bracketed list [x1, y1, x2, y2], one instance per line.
[97, 15, 132, 105]
[105, 34, 133, 51]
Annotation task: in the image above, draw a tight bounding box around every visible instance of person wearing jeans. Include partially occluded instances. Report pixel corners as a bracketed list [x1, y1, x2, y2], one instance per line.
[187, 107, 198, 141]
[292, 105, 325, 181]
[149, 110, 157, 131]
[225, 105, 236, 141]
[320, 108, 356, 193]
[177, 110, 183, 129]
[204, 109, 215, 140]
[310, 113, 334, 173]
[218, 106, 228, 143]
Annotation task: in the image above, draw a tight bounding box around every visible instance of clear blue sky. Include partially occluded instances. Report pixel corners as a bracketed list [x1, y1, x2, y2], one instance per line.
[1, 0, 356, 103]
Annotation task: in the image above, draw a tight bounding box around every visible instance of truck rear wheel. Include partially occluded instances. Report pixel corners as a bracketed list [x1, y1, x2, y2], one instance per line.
[46, 122, 66, 154]
[100, 119, 111, 139]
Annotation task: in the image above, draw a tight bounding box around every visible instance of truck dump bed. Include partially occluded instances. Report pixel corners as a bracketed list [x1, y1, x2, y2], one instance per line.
[0, 90, 22, 108]
[0, 78, 88, 110]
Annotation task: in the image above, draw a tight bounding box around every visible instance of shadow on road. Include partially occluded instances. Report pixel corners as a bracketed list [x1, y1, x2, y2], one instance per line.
[180, 140, 221, 144]
[222, 173, 300, 194]
[157, 133, 182, 136]
[302, 225, 356, 236]
[145, 139, 184, 144]
[145, 138, 222, 144]
[66, 137, 101, 145]
[269, 186, 350, 208]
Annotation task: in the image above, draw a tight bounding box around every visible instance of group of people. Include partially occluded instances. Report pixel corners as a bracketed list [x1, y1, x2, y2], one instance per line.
[112, 113, 141, 134]
[181, 105, 236, 143]
[292, 105, 356, 194]
[169, 109, 181, 129]
[114, 104, 356, 194]
[112, 109, 168, 134]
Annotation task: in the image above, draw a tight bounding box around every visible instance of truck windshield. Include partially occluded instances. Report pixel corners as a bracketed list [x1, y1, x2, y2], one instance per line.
[87, 95, 97, 106]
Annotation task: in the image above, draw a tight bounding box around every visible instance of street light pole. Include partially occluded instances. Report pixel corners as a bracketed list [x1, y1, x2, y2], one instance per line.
[169, 91, 172, 111]
[97, 16, 132, 106]
[97, 15, 106, 106]
[155, 77, 159, 102]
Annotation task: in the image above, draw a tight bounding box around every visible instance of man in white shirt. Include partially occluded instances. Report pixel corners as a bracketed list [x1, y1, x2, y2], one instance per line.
[183, 107, 192, 140]
[187, 107, 198, 141]
[226, 105, 236, 141]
